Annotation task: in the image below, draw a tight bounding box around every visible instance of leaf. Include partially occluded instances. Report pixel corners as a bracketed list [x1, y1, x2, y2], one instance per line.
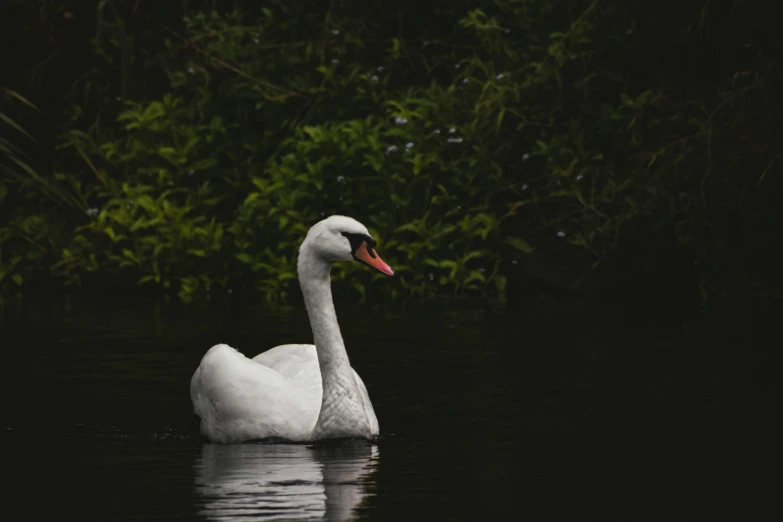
[3, 88, 42, 112]
[438, 260, 458, 277]
[462, 250, 486, 263]
[464, 270, 486, 285]
[104, 227, 122, 243]
[0, 113, 37, 142]
[189, 158, 219, 171]
[495, 108, 506, 135]
[506, 237, 533, 253]
[495, 275, 507, 293]
[122, 249, 140, 263]
[142, 102, 166, 122]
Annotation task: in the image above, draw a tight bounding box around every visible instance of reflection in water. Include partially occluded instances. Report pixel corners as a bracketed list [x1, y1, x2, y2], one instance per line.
[194, 443, 378, 521]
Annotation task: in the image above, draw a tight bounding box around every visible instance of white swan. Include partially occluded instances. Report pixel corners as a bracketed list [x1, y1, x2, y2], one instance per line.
[190, 215, 394, 443]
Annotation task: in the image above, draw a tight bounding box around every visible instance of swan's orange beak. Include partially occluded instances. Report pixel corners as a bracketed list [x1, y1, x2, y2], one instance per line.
[354, 241, 394, 276]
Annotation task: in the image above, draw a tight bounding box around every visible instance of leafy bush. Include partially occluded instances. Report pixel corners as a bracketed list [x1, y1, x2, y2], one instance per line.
[1, 0, 780, 302]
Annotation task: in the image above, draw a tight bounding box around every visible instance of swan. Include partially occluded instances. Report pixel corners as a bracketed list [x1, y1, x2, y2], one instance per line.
[190, 215, 394, 443]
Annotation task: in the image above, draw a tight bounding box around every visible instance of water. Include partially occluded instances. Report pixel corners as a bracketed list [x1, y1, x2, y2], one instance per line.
[0, 292, 773, 520]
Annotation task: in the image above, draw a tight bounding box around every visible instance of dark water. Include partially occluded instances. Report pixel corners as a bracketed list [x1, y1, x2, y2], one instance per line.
[0, 293, 776, 520]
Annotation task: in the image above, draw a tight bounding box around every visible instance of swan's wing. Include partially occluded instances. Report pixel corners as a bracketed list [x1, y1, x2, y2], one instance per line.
[351, 369, 379, 436]
[190, 344, 320, 442]
[252, 344, 320, 383]
[191, 344, 289, 421]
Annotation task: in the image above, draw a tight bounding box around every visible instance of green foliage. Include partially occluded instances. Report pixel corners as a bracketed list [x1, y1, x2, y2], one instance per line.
[1, 0, 780, 302]
[0, 88, 89, 301]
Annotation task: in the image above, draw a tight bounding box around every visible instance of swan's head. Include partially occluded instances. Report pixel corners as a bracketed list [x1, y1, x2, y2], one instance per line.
[300, 215, 394, 276]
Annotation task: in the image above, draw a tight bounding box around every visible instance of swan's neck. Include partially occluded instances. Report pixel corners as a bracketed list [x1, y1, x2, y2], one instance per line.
[298, 248, 370, 439]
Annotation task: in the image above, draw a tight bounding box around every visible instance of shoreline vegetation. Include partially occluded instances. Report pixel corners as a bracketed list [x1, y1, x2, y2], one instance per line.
[1, 1, 780, 307]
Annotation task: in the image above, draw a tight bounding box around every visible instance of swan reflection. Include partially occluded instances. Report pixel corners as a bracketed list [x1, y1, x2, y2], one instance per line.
[194, 442, 378, 521]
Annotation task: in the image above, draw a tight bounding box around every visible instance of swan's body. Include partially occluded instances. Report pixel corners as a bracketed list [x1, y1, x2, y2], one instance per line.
[190, 216, 392, 443]
[190, 343, 378, 442]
